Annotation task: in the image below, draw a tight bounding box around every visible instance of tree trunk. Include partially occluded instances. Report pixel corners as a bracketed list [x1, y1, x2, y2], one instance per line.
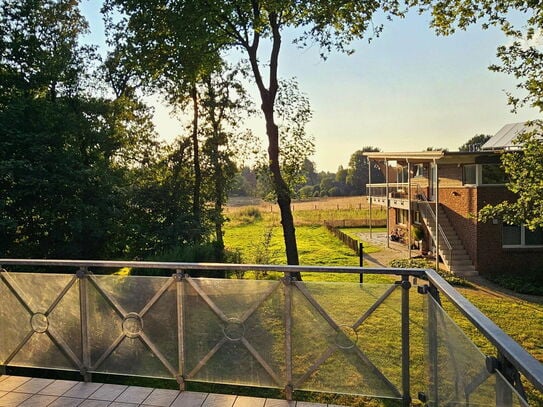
[262, 98, 302, 280]
[190, 84, 201, 232]
[246, 12, 301, 279]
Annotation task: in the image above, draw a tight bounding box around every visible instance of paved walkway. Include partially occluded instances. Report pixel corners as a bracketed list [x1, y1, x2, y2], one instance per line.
[356, 232, 409, 268]
[0, 376, 344, 407]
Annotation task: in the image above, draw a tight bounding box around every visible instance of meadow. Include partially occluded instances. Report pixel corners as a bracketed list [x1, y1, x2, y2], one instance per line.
[223, 197, 543, 406]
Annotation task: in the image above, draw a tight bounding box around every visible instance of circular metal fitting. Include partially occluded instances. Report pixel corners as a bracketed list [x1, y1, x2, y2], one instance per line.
[30, 312, 49, 333]
[122, 312, 143, 338]
[223, 318, 245, 341]
[334, 325, 358, 350]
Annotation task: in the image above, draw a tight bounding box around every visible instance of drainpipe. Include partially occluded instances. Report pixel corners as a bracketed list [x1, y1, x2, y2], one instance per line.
[386, 159, 390, 249]
[407, 160, 412, 260]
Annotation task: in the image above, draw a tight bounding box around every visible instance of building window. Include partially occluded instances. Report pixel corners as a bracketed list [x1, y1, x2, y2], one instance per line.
[463, 164, 506, 185]
[481, 164, 507, 184]
[503, 224, 543, 247]
[396, 209, 409, 225]
[413, 164, 426, 178]
[463, 165, 477, 185]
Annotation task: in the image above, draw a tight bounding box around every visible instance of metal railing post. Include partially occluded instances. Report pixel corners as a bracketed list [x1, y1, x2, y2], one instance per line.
[175, 270, 186, 391]
[493, 350, 528, 407]
[284, 274, 293, 401]
[359, 242, 364, 284]
[77, 267, 91, 382]
[401, 275, 411, 407]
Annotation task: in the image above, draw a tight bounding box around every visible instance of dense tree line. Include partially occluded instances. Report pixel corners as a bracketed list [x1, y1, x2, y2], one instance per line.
[0, 0, 246, 261]
[2, 0, 542, 264]
[231, 147, 385, 199]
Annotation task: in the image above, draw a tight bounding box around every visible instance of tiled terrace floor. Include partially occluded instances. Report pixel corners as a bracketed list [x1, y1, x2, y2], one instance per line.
[0, 376, 345, 407]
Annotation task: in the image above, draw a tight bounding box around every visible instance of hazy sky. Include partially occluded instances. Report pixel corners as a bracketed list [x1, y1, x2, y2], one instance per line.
[80, 2, 539, 172]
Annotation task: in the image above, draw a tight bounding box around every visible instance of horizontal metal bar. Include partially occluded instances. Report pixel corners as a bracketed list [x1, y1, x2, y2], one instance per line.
[0, 259, 425, 277]
[425, 268, 543, 395]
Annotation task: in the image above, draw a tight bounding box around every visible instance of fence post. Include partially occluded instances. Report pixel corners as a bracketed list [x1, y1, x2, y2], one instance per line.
[77, 267, 92, 383]
[359, 242, 364, 283]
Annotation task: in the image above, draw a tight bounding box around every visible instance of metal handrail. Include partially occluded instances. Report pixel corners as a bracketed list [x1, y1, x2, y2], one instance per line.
[0, 258, 542, 400]
[416, 188, 454, 268]
[425, 268, 543, 395]
[0, 258, 424, 277]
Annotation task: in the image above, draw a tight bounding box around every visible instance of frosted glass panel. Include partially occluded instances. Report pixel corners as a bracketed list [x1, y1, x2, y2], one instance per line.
[0, 272, 80, 370]
[0, 269, 533, 407]
[87, 275, 178, 378]
[184, 278, 284, 388]
[291, 282, 402, 398]
[426, 296, 529, 406]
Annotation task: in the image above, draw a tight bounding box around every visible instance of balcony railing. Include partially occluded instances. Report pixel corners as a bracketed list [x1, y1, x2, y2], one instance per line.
[0, 259, 541, 406]
[367, 183, 410, 200]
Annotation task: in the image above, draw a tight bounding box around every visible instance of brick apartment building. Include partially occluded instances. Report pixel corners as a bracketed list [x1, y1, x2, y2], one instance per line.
[363, 122, 543, 277]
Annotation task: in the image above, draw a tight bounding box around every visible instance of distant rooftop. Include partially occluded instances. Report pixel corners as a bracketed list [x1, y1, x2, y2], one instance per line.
[482, 121, 540, 150]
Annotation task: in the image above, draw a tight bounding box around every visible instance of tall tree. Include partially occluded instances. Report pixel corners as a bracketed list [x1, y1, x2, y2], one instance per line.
[479, 122, 543, 229]
[347, 147, 383, 194]
[104, 0, 405, 272]
[458, 134, 492, 151]
[200, 65, 252, 253]
[0, 0, 159, 259]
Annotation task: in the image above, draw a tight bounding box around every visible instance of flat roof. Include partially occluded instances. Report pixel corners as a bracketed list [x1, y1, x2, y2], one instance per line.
[362, 150, 500, 164]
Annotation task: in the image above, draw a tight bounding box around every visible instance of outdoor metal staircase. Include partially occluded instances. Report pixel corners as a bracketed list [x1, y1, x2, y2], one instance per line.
[418, 201, 478, 277]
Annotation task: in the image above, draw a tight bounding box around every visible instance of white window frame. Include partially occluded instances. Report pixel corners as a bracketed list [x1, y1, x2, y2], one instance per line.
[463, 164, 506, 186]
[502, 225, 543, 248]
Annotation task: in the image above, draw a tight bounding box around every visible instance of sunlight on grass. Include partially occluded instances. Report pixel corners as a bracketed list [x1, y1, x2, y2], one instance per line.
[223, 200, 543, 406]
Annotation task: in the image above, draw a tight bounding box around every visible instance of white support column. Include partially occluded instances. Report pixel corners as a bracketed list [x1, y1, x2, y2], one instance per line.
[369, 157, 373, 239]
[385, 159, 390, 249]
[407, 160, 412, 260]
[434, 160, 439, 272]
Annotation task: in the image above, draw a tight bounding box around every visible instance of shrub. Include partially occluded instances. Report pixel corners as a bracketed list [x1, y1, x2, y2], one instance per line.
[487, 274, 543, 296]
[237, 206, 262, 223]
[389, 258, 473, 287]
[131, 242, 228, 277]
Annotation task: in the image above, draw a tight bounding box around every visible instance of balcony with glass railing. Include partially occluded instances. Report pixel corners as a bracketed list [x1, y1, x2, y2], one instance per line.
[0, 259, 541, 406]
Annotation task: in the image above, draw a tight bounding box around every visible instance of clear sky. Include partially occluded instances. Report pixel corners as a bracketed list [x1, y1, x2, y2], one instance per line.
[79, 2, 539, 172]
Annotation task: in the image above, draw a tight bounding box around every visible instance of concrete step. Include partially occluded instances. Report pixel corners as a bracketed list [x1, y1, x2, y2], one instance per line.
[450, 268, 478, 277]
[441, 254, 471, 262]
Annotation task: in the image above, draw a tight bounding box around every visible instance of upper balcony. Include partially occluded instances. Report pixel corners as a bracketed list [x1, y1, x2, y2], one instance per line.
[366, 183, 426, 209]
[0, 259, 541, 407]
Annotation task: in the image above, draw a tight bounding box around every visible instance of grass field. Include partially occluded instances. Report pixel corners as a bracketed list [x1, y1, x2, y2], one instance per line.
[223, 198, 543, 406]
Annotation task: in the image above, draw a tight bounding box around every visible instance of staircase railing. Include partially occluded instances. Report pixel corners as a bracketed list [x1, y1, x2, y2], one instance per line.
[415, 187, 453, 271]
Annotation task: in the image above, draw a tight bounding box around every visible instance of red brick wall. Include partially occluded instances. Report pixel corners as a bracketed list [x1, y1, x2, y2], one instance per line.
[438, 186, 478, 264]
[438, 165, 463, 187]
[476, 187, 543, 275]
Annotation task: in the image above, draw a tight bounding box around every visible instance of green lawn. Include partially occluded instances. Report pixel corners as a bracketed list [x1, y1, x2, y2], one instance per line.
[223, 208, 543, 406]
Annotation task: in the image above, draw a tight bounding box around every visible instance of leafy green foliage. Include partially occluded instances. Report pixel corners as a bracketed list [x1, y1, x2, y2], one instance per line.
[458, 134, 491, 151]
[389, 258, 472, 287]
[479, 123, 543, 230]
[105, 0, 406, 268]
[0, 0, 210, 261]
[487, 274, 543, 296]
